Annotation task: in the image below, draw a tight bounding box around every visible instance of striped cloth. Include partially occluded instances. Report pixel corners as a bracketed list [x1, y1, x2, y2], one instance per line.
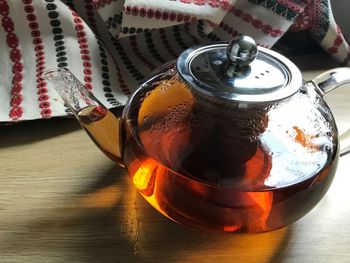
[0, 0, 349, 122]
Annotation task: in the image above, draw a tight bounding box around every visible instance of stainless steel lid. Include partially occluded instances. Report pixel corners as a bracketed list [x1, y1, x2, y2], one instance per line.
[177, 35, 303, 103]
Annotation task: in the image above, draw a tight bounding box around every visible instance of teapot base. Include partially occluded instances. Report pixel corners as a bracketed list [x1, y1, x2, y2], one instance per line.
[123, 135, 338, 233]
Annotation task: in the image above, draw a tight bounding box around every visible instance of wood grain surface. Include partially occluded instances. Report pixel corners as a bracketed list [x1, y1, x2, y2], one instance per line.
[1, 53, 350, 263]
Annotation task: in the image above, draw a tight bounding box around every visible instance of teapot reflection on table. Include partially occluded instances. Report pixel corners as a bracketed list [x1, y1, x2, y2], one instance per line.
[43, 35, 350, 233]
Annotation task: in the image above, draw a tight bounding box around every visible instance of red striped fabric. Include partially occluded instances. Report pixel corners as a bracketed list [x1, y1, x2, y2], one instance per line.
[71, 10, 94, 91]
[175, 0, 233, 10]
[230, 6, 285, 38]
[23, 0, 52, 119]
[0, 0, 349, 122]
[1, 0, 24, 121]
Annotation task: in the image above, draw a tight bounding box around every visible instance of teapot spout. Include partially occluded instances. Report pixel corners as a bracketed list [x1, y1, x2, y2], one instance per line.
[43, 68, 123, 165]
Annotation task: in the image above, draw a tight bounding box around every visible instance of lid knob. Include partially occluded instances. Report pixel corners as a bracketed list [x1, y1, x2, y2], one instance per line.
[226, 35, 257, 67]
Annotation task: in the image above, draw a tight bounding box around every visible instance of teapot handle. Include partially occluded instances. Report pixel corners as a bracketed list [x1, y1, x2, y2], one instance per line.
[310, 67, 350, 156]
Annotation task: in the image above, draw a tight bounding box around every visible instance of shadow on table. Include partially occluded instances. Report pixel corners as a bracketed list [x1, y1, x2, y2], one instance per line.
[0, 107, 123, 148]
[0, 163, 293, 262]
[0, 117, 80, 147]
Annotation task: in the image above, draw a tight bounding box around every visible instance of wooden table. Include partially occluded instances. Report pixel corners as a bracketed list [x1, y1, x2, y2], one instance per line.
[1, 53, 350, 263]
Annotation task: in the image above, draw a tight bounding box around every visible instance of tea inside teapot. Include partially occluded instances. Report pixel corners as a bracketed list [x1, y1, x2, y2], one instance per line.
[121, 60, 337, 232]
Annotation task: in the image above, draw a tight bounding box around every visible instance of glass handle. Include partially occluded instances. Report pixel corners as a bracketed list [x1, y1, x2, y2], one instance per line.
[311, 67, 350, 156]
[339, 130, 350, 156]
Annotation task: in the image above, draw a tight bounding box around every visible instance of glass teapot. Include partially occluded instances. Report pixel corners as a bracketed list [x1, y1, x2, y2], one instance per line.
[44, 35, 350, 233]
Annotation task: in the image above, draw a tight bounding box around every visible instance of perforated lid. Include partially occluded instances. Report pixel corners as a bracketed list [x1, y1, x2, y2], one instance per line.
[177, 35, 303, 103]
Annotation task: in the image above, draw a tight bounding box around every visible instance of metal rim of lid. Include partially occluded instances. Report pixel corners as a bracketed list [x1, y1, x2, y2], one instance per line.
[177, 43, 303, 103]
